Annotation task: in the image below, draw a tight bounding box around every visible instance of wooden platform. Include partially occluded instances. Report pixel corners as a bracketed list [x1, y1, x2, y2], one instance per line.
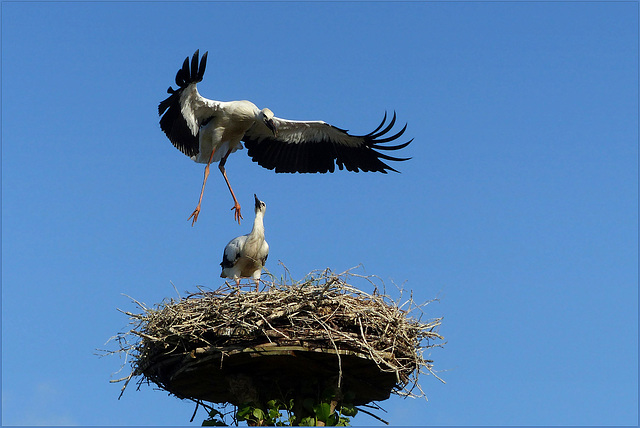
[142, 343, 400, 405]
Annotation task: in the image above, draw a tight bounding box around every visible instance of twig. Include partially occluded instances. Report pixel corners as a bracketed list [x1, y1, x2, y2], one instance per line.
[356, 406, 390, 425]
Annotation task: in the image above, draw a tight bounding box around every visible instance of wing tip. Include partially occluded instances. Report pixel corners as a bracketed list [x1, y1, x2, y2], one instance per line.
[171, 49, 209, 89]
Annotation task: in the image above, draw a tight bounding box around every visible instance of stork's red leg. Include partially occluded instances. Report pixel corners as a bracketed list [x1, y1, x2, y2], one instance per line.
[188, 149, 217, 226]
[219, 150, 243, 225]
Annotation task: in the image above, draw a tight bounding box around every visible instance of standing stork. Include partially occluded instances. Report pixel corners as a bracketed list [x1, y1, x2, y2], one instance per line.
[220, 194, 269, 291]
[159, 50, 413, 225]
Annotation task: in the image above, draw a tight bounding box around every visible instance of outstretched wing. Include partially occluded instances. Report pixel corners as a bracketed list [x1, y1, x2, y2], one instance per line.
[241, 111, 412, 173]
[158, 50, 219, 158]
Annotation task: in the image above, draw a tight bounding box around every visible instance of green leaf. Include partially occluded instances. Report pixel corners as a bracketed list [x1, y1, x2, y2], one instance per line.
[340, 404, 358, 417]
[202, 408, 226, 428]
[314, 402, 332, 422]
[336, 416, 351, 426]
[253, 408, 266, 420]
[236, 405, 252, 421]
[326, 412, 339, 426]
[299, 416, 316, 426]
[268, 408, 281, 420]
[287, 413, 297, 425]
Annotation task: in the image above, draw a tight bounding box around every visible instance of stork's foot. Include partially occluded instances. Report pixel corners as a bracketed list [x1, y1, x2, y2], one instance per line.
[188, 206, 201, 226]
[231, 202, 243, 225]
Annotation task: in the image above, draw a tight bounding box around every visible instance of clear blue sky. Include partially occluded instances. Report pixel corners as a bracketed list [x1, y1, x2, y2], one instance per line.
[2, 1, 638, 426]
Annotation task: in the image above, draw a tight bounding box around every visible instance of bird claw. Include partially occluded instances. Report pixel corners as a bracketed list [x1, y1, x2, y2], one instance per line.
[232, 203, 243, 224]
[188, 207, 200, 226]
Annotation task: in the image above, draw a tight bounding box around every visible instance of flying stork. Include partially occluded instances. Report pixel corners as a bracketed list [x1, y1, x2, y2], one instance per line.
[159, 50, 413, 225]
[220, 194, 269, 291]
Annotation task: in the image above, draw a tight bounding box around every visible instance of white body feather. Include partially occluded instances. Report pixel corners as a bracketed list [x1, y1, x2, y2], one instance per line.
[220, 197, 269, 285]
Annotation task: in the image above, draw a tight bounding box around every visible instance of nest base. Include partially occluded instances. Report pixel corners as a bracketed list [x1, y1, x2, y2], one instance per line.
[144, 344, 398, 405]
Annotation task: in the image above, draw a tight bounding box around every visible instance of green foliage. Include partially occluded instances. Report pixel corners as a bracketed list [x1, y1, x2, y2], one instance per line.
[202, 388, 359, 426]
[340, 404, 358, 417]
[202, 408, 226, 426]
[236, 399, 296, 426]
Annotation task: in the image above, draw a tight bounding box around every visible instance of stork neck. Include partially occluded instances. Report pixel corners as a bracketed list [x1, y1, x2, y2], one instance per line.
[250, 211, 265, 238]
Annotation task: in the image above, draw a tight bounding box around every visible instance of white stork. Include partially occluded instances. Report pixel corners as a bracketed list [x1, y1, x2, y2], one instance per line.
[220, 194, 269, 291]
[159, 50, 412, 225]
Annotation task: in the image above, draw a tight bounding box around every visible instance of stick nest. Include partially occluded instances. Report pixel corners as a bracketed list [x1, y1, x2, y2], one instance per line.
[108, 267, 444, 406]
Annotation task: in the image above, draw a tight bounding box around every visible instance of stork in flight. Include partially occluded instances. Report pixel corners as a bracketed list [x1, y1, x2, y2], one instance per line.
[220, 194, 269, 291]
[159, 50, 413, 225]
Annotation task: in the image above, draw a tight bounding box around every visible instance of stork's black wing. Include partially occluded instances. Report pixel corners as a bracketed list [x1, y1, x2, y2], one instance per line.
[158, 50, 212, 158]
[242, 112, 412, 173]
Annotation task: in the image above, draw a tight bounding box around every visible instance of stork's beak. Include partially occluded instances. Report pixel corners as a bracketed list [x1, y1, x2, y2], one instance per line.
[254, 194, 261, 208]
[265, 118, 278, 137]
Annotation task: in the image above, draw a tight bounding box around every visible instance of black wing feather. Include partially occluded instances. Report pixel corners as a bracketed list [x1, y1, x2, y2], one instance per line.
[158, 50, 208, 158]
[364, 111, 388, 137]
[243, 114, 412, 174]
[220, 252, 235, 269]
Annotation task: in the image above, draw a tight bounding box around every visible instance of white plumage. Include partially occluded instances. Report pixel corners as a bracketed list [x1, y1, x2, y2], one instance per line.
[220, 194, 269, 291]
[159, 50, 412, 225]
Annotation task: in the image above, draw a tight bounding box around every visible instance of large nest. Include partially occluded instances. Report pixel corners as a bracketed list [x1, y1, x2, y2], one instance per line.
[109, 268, 444, 407]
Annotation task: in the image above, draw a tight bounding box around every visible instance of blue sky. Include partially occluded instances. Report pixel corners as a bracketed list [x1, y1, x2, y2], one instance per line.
[1, 1, 638, 426]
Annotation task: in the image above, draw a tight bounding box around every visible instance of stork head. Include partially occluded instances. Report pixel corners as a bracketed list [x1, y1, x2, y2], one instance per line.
[260, 108, 278, 137]
[254, 194, 267, 214]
